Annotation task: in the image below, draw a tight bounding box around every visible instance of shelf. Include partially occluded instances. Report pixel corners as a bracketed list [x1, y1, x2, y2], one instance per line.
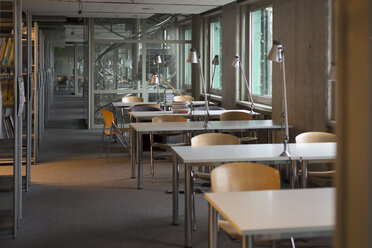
[0, 74, 14, 80]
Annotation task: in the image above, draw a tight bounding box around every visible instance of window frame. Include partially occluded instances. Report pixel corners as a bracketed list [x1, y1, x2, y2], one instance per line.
[241, 2, 273, 106]
[203, 12, 223, 96]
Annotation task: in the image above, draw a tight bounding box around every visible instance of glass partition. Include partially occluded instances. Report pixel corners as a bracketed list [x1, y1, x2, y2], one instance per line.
[91, 16, 192, 127]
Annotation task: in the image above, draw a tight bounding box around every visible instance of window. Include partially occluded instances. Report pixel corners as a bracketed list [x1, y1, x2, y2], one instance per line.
[184, 25, 192, 86]
[210, 18, 222, 91]
[249, 6, 273, 103]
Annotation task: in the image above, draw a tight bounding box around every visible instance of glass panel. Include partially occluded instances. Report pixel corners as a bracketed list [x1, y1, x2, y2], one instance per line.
[94, 42, 141, 90]
[250, 6, 273, 97]
[93, 93, 131, 126]
[94, 19, 139, 40]
[210, 19, 222, 90]
[146, 43, 179, 93]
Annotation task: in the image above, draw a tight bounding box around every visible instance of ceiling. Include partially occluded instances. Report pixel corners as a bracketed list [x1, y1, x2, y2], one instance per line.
[23, 0, 235, 19]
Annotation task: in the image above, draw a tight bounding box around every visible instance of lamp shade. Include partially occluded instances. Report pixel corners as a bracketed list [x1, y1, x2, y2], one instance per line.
[150, 72, 159, 85]
[231, 55, 240, 68]
[268, 40, 283, 63]
[212, 55, 219, 65]
[187, 48, 198, 64]
[155, 54, 162, 64]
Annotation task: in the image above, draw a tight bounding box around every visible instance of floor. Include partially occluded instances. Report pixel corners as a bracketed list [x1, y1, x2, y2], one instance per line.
[0, 95, 332, 248]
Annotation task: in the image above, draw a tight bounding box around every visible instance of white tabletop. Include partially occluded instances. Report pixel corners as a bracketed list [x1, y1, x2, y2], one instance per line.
[130, 120, 283, 133]
[112, 100, 215, 108]
[129, 109, 259, 120]
[205, 188, 335, 237]
[112, 101, 158, 107]
[172, 142, 336, 164]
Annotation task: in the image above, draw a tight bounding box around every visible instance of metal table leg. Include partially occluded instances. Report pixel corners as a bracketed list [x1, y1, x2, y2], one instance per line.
[185, 163, 193, 247]
[172, 152, 179, 225]
[301, 160, 308, 188]
[131, 129, 136, 178]
[242, 235, 253, 248]
[137, 133, 143, 189]
[208, 203, 218, 248]
[291, 160, 298, 189]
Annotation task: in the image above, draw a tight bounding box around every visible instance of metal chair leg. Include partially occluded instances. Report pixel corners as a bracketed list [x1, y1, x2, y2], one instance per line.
[100, 125, 105, 158]
[290, 237, 296, 248]
[150, 133, 155, 183]
[191, 171, 197, 231]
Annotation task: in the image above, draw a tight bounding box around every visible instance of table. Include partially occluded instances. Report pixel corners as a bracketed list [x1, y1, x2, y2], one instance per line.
[129, 109, 259, 122]
[205, 188, 335, 248]
[130, 120, 285, 189]
[172, 142, 336, 247]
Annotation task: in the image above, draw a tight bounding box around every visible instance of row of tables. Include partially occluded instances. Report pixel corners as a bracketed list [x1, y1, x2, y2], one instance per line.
[114, 103, 336, 248]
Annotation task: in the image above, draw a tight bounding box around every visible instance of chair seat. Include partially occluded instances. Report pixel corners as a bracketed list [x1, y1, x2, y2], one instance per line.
[239, 136, 258, 143]
[194, 171, 211, 181]
[104, 127, 130, 136]
[152, 142, 187, 149]
[219, 220, 241, 240]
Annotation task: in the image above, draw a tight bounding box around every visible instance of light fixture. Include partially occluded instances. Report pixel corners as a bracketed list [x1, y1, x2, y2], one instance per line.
[153, 54, 162, 103]
[268, 40, 290, 157]
[150, 72, 185, 98]
[187, 48, 210, 127]
[210, 55, 219, 90]
[231, 55, 255, 113]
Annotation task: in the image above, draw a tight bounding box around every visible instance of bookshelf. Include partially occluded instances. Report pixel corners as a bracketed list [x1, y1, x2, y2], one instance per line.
[0, 0, 25, 238]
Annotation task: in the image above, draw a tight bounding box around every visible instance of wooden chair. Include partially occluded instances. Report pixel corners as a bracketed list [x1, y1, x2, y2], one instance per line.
[100, 109, 130, 157]
[211, 162, 280, 240]
[122, 95, 144, 103]
[295, 132, 337, 186]
[173, 95, 194, 102]
[192, 133, 240, 180]
[150, 115, 188, 182]
[190, 133, 240, 230]
[220, 111, 257, 143]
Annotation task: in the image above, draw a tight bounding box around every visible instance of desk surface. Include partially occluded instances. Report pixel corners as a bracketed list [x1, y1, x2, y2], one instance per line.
[205, 188, 335, 237]
[130, 119, 282, 133]
[129, 109, 259, 120]
[172, 142, 336, 164]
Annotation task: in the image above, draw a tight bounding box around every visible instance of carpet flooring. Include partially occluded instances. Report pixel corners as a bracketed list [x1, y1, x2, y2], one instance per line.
[0, 95, 332, 248]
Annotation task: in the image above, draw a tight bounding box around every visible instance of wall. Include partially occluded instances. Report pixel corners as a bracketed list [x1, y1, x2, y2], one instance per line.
[221, 2, 239, 109]
[272, 0, 329, 137]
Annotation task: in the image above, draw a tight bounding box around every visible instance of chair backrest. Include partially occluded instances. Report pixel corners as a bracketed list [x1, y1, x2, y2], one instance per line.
[135, 103, 161, 108]
[173, 95, 194, 102]
[220, 111, 253, 121]
[122, 96, 144, 103]
[152, 115, 187, 123]
[295, 132, 337, 143]
[191, 133, 240, 147]
[211, 162, 280, 193]
[100, 109, 114, 128]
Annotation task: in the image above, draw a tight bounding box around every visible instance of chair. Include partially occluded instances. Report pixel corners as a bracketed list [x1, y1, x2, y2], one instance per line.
[150, 115, 188, 182]
[173, 95, 194, 102]
[295, 132, 337, 187]
[190, 133, 240, 230]
[220, 111, 257, 143]
[100, 109, 130, 157]
[122, 95, 144, 103]
[211, 162, 280, 240]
